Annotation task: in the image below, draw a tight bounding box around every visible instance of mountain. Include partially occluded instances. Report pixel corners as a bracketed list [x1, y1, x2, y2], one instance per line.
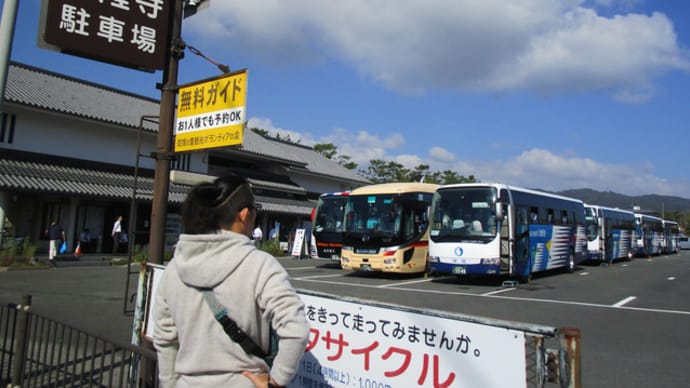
[556, 189, 690, 214]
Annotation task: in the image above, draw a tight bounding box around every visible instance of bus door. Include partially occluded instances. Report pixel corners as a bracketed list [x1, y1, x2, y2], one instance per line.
[513, 206, 532, 279]
[600, 217, 609, 262]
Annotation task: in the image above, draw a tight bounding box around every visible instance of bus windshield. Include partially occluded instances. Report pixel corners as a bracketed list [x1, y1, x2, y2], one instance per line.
[343, 193, 429, 247]
[430, 187, 498, 242]
[585, 206, 599, 242]
[313, 195, 347, 235]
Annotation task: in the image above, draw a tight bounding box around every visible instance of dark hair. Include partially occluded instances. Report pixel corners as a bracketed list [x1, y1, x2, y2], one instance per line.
[182, 176, 256, 234]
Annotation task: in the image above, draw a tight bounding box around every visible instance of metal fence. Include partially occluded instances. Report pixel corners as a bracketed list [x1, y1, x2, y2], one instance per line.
[1, 296, 158, 388]
[2, 292, 580, 388]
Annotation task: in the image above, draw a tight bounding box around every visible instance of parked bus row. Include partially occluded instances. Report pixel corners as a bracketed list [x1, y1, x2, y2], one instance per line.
[310, 182, 683, 282]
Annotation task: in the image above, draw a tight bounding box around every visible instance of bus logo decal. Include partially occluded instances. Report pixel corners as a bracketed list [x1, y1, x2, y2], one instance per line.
[455, 247, 464, 256]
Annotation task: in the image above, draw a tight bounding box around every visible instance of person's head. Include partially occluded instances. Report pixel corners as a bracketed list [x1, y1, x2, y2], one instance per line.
[182, 176, 260, 236]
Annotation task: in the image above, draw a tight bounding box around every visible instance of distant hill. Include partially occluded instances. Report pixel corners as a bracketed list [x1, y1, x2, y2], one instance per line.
[556, 188, 690, 214]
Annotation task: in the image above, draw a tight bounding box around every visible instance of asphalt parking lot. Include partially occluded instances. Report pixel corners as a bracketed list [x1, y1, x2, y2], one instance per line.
[2, 250, 689, 387]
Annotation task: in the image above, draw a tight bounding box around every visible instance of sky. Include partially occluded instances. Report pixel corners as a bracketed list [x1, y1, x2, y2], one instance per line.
[3, 0, 690, 199]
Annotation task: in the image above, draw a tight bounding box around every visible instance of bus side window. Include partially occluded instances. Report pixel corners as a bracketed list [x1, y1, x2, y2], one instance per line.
[547, 209, 554, 224]
[561, 210, 568, 225]
[530, 207, 538, 223]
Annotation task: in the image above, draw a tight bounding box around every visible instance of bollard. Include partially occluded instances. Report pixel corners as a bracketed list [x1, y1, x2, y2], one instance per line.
[10, 295, 31, 387]
[559, 326, 581, 388]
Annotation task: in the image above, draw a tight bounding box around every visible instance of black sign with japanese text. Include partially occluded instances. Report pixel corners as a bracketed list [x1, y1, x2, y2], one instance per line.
[40, 0, 171, 71]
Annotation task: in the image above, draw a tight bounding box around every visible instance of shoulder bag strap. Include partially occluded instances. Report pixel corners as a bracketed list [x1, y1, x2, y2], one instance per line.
[200, 288, 268, 360]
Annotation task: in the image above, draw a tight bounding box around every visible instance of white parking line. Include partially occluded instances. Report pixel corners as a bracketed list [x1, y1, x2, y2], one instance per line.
[482, 287, 517, 296]
[613, 296, 637, 307]
[291, 278, 690, 316]
[377, 278, 435, 288]
[292, 274, 345, 280]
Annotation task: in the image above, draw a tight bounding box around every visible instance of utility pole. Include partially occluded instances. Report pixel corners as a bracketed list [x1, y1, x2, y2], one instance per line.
[0, 0, 18, 113]
[147, 0, 184, 265]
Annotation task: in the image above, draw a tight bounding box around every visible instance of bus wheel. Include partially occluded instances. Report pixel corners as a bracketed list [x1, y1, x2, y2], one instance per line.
[567, 252, 576, 273]
[518, 274, 531, 284]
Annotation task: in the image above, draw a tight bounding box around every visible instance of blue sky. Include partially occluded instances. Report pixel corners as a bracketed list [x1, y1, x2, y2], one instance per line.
[3, 0, 690, 198]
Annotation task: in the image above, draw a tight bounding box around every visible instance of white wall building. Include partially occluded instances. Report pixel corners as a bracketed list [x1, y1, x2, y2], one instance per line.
[0, 62, 369, 256]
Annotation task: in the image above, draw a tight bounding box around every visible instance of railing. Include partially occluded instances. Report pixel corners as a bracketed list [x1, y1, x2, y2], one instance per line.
[1, 295, 158, 387]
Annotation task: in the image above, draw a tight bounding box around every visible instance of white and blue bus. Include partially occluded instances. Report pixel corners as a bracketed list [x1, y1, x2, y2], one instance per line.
[633, 213, 664, 257]
[428, 183, 587, 282]
[584, 204, 635, 264]
[662, 219, 680, 254]
[310, 191, 350, 260]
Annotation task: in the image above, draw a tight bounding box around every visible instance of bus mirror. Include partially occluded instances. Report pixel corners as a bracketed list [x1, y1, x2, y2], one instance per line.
[495, 203, 504, 221]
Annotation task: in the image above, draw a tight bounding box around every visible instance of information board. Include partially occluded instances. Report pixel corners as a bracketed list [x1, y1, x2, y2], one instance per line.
[292, 293, 527, 388]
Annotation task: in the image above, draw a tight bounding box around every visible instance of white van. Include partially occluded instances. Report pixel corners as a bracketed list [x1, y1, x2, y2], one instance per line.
[680, 234, 690, 250]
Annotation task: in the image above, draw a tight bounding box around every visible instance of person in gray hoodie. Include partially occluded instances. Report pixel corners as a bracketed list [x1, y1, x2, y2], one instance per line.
[153, 176, 310, 387]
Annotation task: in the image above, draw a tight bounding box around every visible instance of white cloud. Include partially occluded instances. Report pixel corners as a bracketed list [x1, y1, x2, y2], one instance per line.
[248, 119, 690, 197]
[428, 147, 457, 163]
[187, 0, 690, 101]
[462, 148, 690, 197]
[247, 117, 317, 145]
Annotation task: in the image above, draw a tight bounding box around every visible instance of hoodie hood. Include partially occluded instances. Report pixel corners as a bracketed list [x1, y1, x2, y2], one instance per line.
[171, 231, 256, 288]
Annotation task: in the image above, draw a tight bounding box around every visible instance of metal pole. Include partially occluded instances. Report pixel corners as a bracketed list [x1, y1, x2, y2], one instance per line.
[140, 1, 183, 385]
[0, 0, 19, 113]
[147, 1, 184, 266]
[559, 326, 581, 388]
[10, 294, 31, 387]
[124, 115, 158, 315]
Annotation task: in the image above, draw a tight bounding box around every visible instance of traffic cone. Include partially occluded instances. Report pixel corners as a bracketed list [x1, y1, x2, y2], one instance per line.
[74, 242, 81, 257]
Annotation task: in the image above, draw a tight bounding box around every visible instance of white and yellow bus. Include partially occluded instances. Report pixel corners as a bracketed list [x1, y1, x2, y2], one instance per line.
[340, 182, 439, 274]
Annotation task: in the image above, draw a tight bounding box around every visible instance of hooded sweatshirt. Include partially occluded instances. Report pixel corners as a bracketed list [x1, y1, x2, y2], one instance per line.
[153, 231, 310, 387]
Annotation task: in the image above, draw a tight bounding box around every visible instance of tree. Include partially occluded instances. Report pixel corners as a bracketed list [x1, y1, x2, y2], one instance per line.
[313, 142, 358, 170]
[361, 160, 478, 184]
[313, 143, 338, 159]
[250, 127, 268, 137]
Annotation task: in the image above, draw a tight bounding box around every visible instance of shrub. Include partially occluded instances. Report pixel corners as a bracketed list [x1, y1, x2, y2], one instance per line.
[258, 238, 283, 256]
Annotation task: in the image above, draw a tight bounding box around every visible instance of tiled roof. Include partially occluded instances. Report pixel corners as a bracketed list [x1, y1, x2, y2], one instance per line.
[255, 194, 314, 216]
[5, 62, 370, 185]
[5, 63, 160, 131]
[0, 151, 315, 214]
[0, 155, 189, 203]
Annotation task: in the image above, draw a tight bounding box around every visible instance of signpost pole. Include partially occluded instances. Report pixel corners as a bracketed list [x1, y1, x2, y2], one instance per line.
[140, 2, 184, 385]
[147, 0, 184, 266]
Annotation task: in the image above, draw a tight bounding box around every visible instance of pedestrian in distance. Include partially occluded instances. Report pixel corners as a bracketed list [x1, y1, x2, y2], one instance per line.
[111, 215, 123, 255]
[252, 225, 263, 246]
[45, 220, 65, 266]
[152, 176, 309, 388]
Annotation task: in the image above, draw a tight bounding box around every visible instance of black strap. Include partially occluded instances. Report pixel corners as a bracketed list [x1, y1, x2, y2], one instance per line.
[217, 314, 268, 359]
[200, 288, 269, 360]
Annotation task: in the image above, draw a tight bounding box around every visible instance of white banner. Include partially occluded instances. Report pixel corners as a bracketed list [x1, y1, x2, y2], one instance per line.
[291, 228, 306, 257]
[292, 293, 526, 388]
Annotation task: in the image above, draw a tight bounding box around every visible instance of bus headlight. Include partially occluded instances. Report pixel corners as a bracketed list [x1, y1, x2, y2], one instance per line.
[481, 258, 500, 265]
[428, 256, 440, 263]
[382, 246, 400, 256]
[341, 256, 349, 263]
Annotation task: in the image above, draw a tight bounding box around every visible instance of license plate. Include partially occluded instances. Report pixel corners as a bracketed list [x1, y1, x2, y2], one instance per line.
[453, 266, 466, 275]
[361, 264, 372, 271]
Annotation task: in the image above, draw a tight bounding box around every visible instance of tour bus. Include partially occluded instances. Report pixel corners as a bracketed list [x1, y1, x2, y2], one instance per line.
[584, 204, 635, 264]
[633, 213, 664, 257]
[340, 182, 439, 274]
[427, 183, 587, 282]
[662, 219, 680, 254]
[310, 191, 350, 260]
